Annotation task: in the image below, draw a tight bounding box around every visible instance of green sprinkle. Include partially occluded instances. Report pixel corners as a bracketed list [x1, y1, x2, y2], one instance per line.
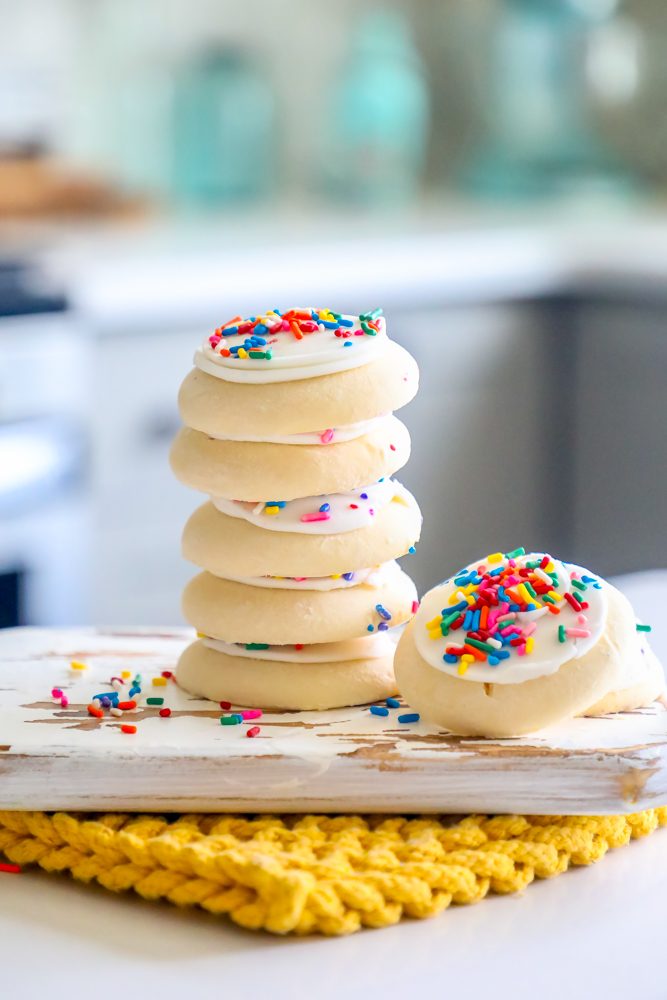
[543, 594, 555, 605]
[571, 579, 587, 591]
[558, 625, 566, 643]
[248, 350, 267, 359]
[636, 624, 652, 633]
[465, 638, 496, 655]
[265, 350, 272, 360]
[524, 582, 538, 598]
[245, 643, 270, 650]
[360, 321, 376, 336]
[505, 547, 526, 559]
[220, 714, 243, 726]
[146, 697, 164, 706]
[443, 610, 462, 629]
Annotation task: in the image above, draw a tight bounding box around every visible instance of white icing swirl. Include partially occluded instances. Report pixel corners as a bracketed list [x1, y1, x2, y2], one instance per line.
[207, 415, 386, 446]
[195, 309, 388, 384]
[203, 631, 398, 663]
[212, 479, 415, 535]
[414, 553, 607, 685]
[218, 562, 396, 591]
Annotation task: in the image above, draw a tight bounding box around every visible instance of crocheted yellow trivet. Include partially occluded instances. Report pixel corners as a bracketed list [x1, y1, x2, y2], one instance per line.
[1, 809, 665, 936]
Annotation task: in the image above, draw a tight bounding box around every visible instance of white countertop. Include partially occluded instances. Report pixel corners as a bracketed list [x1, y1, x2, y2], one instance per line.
[8, 199, 667, 331]
[3, 832, 665, 1000]
[2, 572, 666, 999]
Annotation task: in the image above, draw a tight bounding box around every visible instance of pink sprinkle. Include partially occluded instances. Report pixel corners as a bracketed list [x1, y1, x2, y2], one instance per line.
[523, 623, 537, 637]
[566, 627, 591, 638]
[300, 512, 331, 523]
[60, 695, 69, 708]
[508, 559, 516, 568]
[499, 624, 516, 636]
[354, 328, 364, 336]
[281, 320, 291, 331]
[411, 601, 420, 614]
[320, 428, 335, 444]
[389, 444, 396, 452]
[293, 577, 307, 582]
[577, 614, 588, 625]
[51, 687, 62, 698]
[516, 643, 527, 657]
[369, 509, 374, 516]
[240, 709, 262, 720]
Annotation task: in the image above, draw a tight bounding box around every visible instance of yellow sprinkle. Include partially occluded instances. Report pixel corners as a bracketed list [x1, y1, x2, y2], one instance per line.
[486, 552, 503, 564]
[518, 583, 532, 604]
[196, 631, 206, 638]
[70, 660, 87, 671]
[238, 348, 248, 358]
[545, 561, 555, 572]
[263, 505, 280, 515]
[457, 663, 469, 675]
[391, 493, 409, 507]
[426, 615, 442, 630]
[462, 583, 477, 595]
[461, 654, 474, 663]
[121, 670, 132, 679]
[547, 590, 563, 602]
[331, 574, 341, 580]
[152, 677, 167, 687]
[525, 637, 534, 654]
[428, 631, 441, 641]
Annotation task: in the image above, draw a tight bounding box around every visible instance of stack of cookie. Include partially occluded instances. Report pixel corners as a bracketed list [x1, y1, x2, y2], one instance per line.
[170, 308, 421, 710]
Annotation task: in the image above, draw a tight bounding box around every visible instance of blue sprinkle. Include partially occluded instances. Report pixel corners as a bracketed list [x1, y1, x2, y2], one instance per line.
[338, 317, 354, 327]
[319, 502, 331, 513]
[525, 602, 536, 611]
[222, 326, 238, 336]
[375, 604, 391, 621]
[342, 572, 355, 581]
[379, 477, 384, 482]
[94, 691, 118, 702]
[377, 622, 389, 631]
[489, 567, 504, 576]
[509, 603, 521, 612]
[273, 308, 282, 316]
[253, 336, 267, 345]
[360, 493, 369, 500]
[398, 713, 420, 724]
[408, 546, 416, 555]
[367, 624, 374, 632]
[343, 341, 353, 347]
[488, 656, 500, 666]
[581, 575, 597, 583]
[129, 686, 141, 697]
[370, 705, 389, 717]
[386, 697, 400, 708]
[319, 319, 339, 329]
[254, 323, 268, 335]
[463, 610, 473, 630]
[443, 654, 458, 664]
[266, 501, 286, 508]
[495, 649, 510, 660]
[471, 609, 480, 631]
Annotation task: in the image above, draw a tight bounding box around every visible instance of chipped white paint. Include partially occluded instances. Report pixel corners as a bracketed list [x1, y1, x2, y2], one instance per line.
[1, 627, 666, 814]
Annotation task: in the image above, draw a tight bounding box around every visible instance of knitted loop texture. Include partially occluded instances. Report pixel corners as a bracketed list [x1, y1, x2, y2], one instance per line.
[1, 808, 665, 936]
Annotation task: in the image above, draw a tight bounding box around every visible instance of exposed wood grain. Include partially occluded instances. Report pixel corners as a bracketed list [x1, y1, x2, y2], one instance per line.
[1, 627, 666, 814]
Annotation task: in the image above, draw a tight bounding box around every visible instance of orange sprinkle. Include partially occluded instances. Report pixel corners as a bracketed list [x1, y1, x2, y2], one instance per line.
[463, 644, 486, 662]
[289, 320, 304, 340]
[479, 605, 489, 630]
[546, 604, 561, 615]
[121, 724, 137, 735]
[117, 700, 137, 711]
[222, 315, 242, 329]
[87, 704, 104, 719]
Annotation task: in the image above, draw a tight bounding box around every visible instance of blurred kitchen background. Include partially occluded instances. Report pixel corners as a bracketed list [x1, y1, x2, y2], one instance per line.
[2, 0, 667, 628]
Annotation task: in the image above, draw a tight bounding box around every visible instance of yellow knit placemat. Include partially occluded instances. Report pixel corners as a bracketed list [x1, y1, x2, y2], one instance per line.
[1, 809, 665, 936]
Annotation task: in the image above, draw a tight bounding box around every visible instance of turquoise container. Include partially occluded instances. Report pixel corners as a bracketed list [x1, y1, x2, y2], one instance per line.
[322, 11, 430, 204]
[172, 48, 275, 204]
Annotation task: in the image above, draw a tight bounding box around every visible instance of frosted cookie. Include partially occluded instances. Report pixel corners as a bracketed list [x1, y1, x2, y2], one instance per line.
[179, 340, 418, 439]
[176, 633, 398, 710]
[395, 548, 664, 738]
[182, 482, 421, 579]
[170, 414, 410, 501]
[182, 562, 418, 645]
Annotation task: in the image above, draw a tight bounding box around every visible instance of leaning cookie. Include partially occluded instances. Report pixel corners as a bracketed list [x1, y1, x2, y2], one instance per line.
[183, 482, 421, 579]
[176, 633, 399, 710]
[182, 562, 417, 646]
[179, 339, 418, 439]
[170, 415, 409, 501]
[395, 549, 664, 738]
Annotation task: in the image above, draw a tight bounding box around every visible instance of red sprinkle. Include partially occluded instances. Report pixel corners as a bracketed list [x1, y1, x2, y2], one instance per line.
[295, 643, 304, 651]
[564, 592, 583, 612]
[411, 600, 420, 614]
[389, 444, 396, 451]
[349, 503, 358, 509]
[0, 863, 21, 874]
[161, 670, 173, 679]
[117, 700, 137, 711]
[121, 724, 137, 735]
[246, 726, 261, 738]
[220, 700, 232, 710]
[60, 696, 69, 708]
[159, 708, 171, 718]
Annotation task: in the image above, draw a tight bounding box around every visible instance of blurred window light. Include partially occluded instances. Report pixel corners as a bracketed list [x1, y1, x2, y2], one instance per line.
[586, 20, 641, 104]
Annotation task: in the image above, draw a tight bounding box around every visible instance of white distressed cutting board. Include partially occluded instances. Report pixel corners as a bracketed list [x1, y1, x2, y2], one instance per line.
[1, 627, 666, 815]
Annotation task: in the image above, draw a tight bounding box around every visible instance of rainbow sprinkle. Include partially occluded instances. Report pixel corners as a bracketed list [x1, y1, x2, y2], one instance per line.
[427, 549, 600, 671]
[208, 308, 383, 363]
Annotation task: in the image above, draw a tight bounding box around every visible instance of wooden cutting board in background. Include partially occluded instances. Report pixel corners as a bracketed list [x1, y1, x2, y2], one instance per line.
[1, 627, 666, 815]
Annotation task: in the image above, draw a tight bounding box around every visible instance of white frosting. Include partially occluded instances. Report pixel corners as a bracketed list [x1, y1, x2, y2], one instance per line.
[218, 562, 396, 591]
[196, 309, 388, 384]
[212, 479, 415, 535]
[415, 553, 608, 685]
[202, 631, 398, 663]
[207, 415, 386, 446]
